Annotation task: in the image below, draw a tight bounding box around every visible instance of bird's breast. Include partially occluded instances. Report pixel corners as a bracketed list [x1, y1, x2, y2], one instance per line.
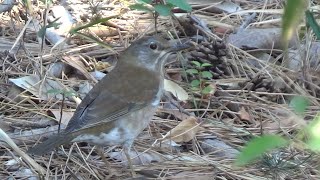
[71, 104, 157, 146]
[151, 76, 164, 106]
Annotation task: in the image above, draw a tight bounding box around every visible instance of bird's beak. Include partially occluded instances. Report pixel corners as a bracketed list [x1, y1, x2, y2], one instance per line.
[168, 39, 193, 52]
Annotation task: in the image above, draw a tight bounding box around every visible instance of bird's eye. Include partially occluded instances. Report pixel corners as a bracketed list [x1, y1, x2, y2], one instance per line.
[149, 42, 158, 50]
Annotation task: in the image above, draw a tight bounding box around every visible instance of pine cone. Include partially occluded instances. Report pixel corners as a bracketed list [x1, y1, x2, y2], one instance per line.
[239, 74, 293, 103]
[188, 39, 229, 79]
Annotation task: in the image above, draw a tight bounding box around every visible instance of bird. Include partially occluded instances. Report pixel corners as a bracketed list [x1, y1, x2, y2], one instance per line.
[28, 35, 190, 176]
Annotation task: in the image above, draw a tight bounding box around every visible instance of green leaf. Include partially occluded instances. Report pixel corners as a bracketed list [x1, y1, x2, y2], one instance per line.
[39, 0, 53, 3]
[289, 96, 309, 115]
[190, 79, 200, 87]
[22, 0, 32, 12]
[201, 71, 213, 79]
[129, 4, 153, 13]
[307, 114, 320, 151]
[47, 89, 63, 94]
[47, 89, 76, 97]
[186, 69, 198, 74]
[138, 0, 152, 4]
[191, 61, 201, 68]
[167, 0, 192, 12]
[64, 90, 77, 97]
[201, 63, 212, 67]
[74, 32, 112, 50]
[47, 18, 61, 29]
[281, 0, 306, 47]
[235, 135, 288, 166]
[68, 17, 114, 51]
[201, 85, 212, 94]
[191, 86, 199, 91]
[37, 26, 46, 39]
[70, 16, 118, 34]
[154, 4, 172, 16]
[37, 18, 61, 38]
[306, 10, 320, 39]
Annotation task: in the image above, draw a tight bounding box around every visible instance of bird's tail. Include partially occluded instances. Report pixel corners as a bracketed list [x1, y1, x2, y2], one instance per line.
[28, 132, 74, 155]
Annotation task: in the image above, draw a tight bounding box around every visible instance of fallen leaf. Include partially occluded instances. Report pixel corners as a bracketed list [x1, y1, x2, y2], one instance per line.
[163, 116, 200, 143]
[62, 55, 97, 83]
[9, 75, 64, 100]
[164, 79, 189, 101]
[238, 107, 253, 122]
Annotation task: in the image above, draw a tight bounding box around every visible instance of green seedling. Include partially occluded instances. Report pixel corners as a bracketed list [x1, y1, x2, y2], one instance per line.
[129, 0, 192, 17]
[186, 61, 213, 94]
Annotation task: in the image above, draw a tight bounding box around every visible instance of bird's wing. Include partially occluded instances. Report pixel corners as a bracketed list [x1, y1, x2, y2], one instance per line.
[65, 67, 160, 133]
[65, 84, 146, 132]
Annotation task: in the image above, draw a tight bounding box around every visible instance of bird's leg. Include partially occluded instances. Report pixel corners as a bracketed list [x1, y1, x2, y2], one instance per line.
[96, 146, 115, 177]
[96, 146, 110, 168]
[123, 146, 136, 177]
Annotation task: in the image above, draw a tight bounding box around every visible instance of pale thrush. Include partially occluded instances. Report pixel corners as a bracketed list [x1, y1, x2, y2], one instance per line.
[28, 35, 190, 175]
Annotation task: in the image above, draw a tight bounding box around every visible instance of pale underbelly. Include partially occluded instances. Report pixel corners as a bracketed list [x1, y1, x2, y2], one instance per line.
[71, 105, 157, 147]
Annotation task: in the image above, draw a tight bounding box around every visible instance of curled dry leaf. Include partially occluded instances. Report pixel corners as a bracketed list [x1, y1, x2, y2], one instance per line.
[238, 107, 253, 123]
[62, 55, 97, 82]
[164, 79, 189, 101]
[163, 116, 200, 143]
[9, 75, 64, 100]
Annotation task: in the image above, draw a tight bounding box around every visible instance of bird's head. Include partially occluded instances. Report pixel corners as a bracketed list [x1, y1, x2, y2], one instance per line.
[120, 36, 190, 71]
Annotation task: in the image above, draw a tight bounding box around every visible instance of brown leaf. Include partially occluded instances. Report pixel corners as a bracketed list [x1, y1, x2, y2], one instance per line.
[238, 107, 253, 122]
[164, 79, 189, 101]
[164, 117, 200, 143]
[62, 56, 97, 83]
